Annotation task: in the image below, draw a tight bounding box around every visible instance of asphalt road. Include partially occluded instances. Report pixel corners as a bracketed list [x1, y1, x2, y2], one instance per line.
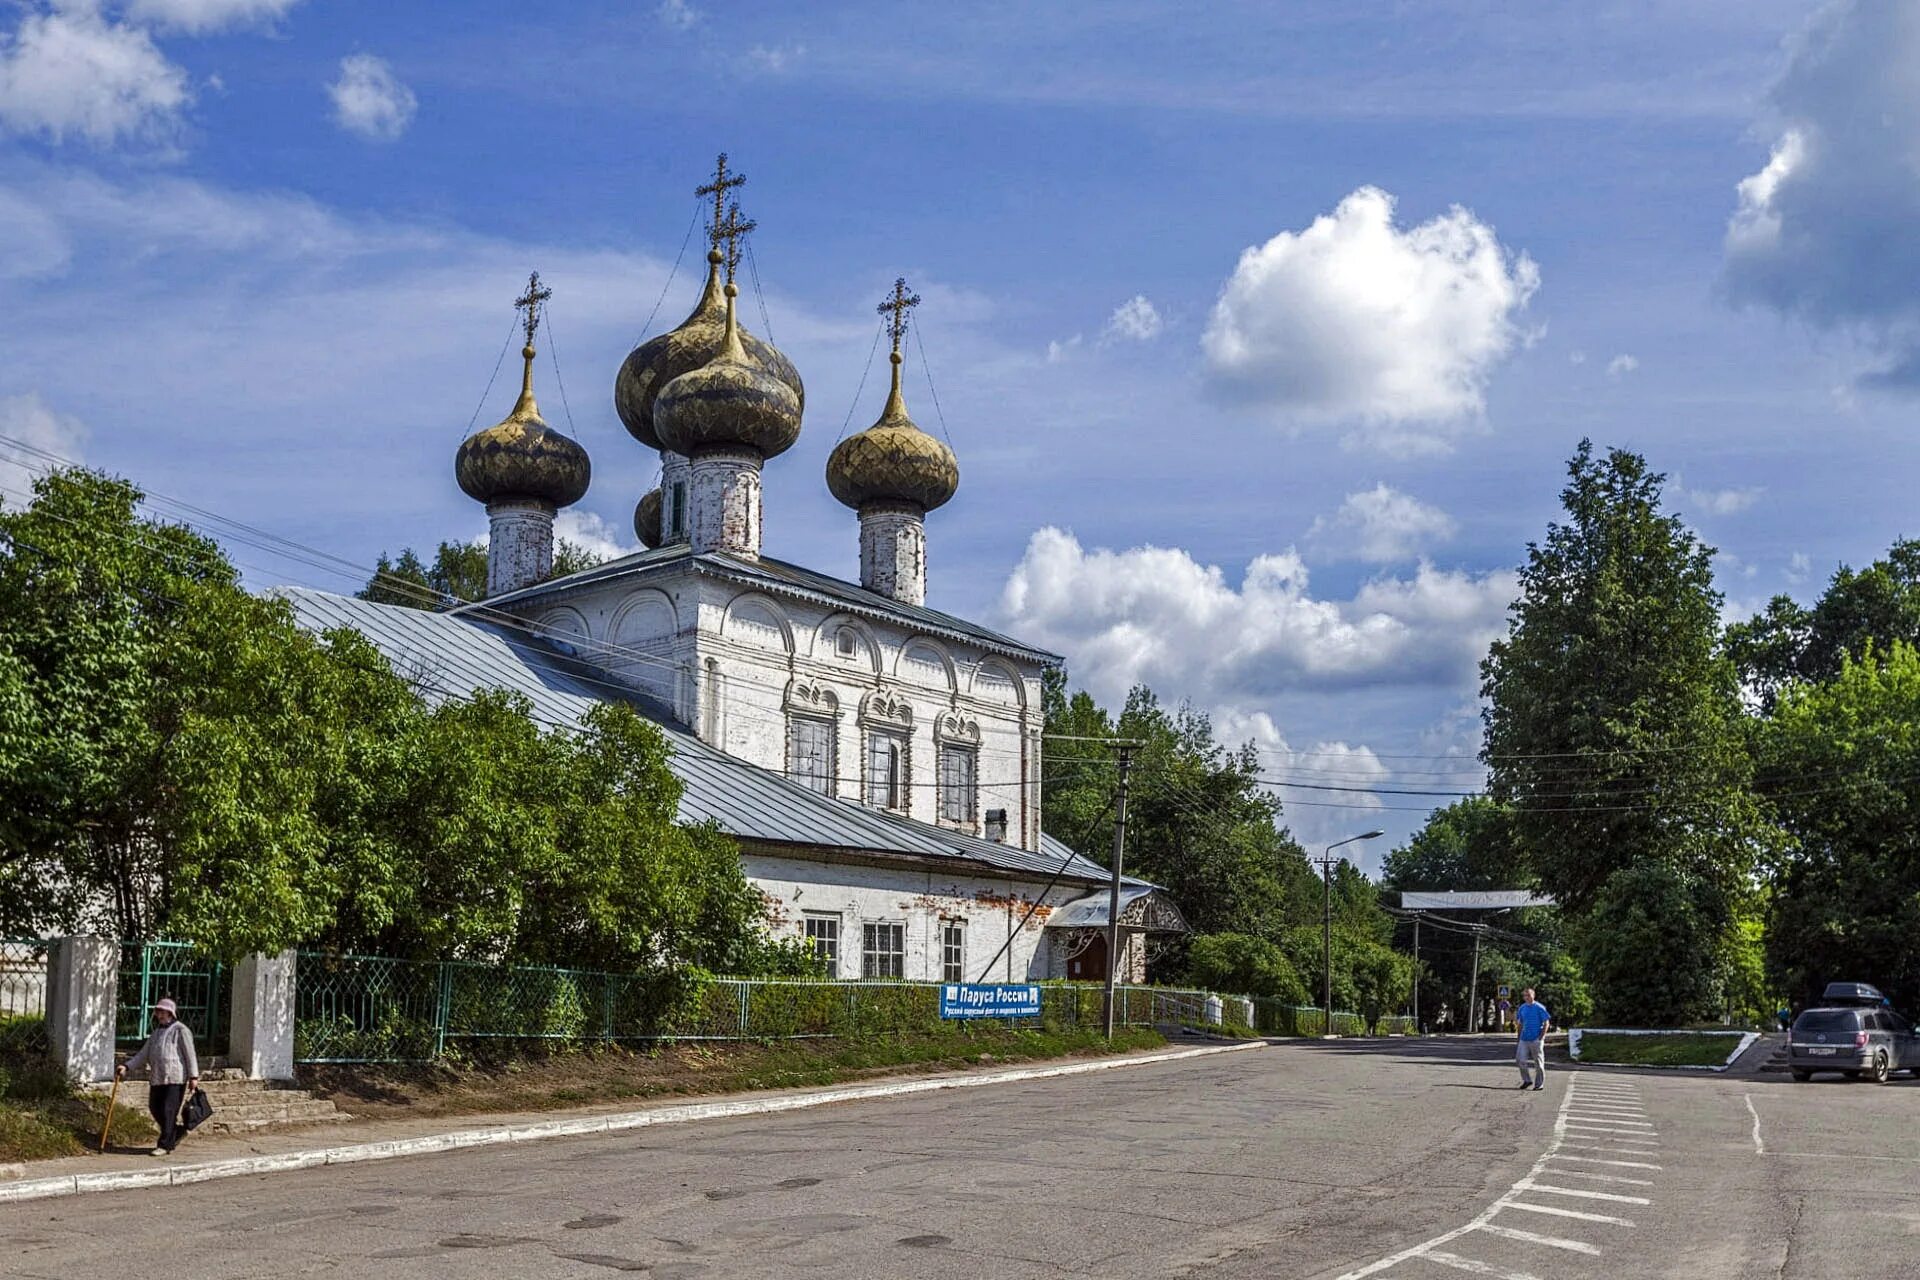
[3, 1037, 1916, 1279]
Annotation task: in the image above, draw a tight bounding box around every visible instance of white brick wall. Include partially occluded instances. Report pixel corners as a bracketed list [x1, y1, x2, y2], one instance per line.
[744, 852, 1091, 982]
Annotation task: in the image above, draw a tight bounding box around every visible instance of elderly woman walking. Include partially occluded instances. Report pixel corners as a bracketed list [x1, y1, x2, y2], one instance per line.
[117, 997, 200, 1157]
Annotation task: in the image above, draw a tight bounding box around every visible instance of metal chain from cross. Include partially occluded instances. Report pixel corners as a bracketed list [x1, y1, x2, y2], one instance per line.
[877, 276, 921, 353]
[514, 271, 552, 348]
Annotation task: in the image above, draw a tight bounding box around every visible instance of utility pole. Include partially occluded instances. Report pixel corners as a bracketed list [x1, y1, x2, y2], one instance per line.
[1466, 925, 1484, 1034]
[1101, 744, 1134, 1041]
[1411, 916, 1424, 1030]
[1312, 831, 1383, 1036]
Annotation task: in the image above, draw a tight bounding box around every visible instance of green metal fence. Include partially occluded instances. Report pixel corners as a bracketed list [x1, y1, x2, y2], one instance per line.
[117, 941, 228, 1056]
[291, 949, 1267, 1064]
[1250, 1001, 1414, 1037]
[0, 938, 52, 1056]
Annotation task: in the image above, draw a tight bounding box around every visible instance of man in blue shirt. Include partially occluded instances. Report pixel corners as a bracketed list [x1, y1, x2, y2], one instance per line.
[1515, 988, 1551, 1090]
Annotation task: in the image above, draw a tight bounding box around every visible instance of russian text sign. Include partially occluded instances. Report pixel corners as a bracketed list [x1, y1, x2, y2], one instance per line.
[1400, 890, 1555, 911]
[940, 983, 1042, 1020]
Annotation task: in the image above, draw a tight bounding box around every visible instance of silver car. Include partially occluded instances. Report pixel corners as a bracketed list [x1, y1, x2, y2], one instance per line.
[1789, 1006, 1918, 1083]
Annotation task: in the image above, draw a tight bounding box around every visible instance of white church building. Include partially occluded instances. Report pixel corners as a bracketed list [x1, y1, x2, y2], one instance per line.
[288, 169, 1186, 985]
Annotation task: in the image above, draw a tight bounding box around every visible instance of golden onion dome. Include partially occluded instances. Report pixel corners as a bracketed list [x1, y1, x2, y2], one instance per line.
[826, 351, 959, 512]
[653, 283, 802, 459]
[634, 487, 663, 549]
[614, 250, 805, 451]
[456, 343, 591, 508]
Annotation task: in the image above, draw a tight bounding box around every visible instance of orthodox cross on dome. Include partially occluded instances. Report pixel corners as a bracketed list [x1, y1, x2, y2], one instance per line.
[877, 276, 921, 355]
[713, 200, 756, 284]
[697, 152, 749, 257]
[514, 271, 552, 349]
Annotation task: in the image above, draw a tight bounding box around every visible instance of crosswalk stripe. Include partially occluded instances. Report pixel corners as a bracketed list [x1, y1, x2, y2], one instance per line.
[1500, 1200, 1636, 1226]
[1422, 1248, 1545, 1279]
[1472, 1222, 1602, 1255]
[1536, 1168, 1654, 1186]
[1544, 1154, 1661, 1170]
[1518, 1181, 1651, 1205]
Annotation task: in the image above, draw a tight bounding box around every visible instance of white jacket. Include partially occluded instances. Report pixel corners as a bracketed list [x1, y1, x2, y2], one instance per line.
[124, 1020, 199, 1085]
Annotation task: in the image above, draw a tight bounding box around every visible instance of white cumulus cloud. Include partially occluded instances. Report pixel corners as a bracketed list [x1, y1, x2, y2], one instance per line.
[1200, 185, 1539, 456]
[1606, 353, 1638, 378]
[1102, 295, 1162, 343]
[998, 526, 1517, 710]
[125, 0, 302, 34]
[1673, 477, 1763, 517]
[1309, 484, 1457, 564]
[0, 391, 89, 502]
[1722, 1, 1920, 387]
[0, 5, 191, 146]
[744, 43, 804, 74]
[655, 0, 699, 30]
[327, 53, 415, 142]
[554, 509, 639, 564]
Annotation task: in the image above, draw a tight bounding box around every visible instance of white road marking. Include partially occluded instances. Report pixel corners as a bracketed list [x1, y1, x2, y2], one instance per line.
[1515, 1180, 1651, 1205]
[1471, 1223, 1602, 1256]
[1743, 1093, 1765, 1156]
[1422, 1249, 1545, 1279]
[1533, 1168, 1654, 1186]
[1543, 1154, 1661, 1170]
[1499, 1200, 1636, 1226]
[1335, 1061, 1658, 1279]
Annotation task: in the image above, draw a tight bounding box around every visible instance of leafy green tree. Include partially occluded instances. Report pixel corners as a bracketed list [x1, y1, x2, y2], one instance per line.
[1481, 441, 1764, 1023]
[1185, 932, 1308, 1004]
[1726, 540, 1920, 710]
[360, 537, 607, 608]
[1379, 798, 1525, 892]
[1757, 643, 1920, 1010]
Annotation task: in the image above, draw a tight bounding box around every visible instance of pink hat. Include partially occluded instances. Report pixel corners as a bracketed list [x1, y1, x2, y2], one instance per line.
[153, 998, 178, 1016]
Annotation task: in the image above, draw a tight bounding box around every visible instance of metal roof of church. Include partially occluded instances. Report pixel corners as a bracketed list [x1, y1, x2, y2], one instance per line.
[461, 544, 1062, 665]
[280, 588, 1112, 888]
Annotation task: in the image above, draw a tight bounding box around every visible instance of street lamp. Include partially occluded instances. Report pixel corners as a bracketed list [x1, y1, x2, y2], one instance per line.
[1316, 831, 1385, 1035]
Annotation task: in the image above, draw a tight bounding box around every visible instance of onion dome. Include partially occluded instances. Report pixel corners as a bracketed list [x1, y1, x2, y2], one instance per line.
[456, 338, 591, 509]
[826, 281, 958, 512]
[634, 487, 663, 549]
[653, 283, 803, 459]
[614, 250, 805, 450]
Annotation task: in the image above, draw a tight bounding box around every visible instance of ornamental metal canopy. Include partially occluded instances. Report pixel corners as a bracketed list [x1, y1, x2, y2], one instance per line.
[1399, 890, 1555, 911]
[1047, 886, 1191, 933]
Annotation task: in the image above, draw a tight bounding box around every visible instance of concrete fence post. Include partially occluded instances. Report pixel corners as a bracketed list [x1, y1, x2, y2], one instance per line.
[46, 936, 118, 1084]
[229, 950, 297, 1080]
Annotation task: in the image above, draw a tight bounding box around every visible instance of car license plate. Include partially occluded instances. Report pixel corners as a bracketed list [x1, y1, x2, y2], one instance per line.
[1808, 1047, 1836, 1055]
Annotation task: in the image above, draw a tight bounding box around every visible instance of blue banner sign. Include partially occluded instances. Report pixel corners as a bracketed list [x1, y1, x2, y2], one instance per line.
[940, 983, 1042, 1020]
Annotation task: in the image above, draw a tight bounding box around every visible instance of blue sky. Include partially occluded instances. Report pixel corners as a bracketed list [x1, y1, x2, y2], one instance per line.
[0, 1, 1913, 866]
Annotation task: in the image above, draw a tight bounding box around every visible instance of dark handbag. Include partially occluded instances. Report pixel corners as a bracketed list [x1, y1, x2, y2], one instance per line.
[181, 1088, 214, 1132]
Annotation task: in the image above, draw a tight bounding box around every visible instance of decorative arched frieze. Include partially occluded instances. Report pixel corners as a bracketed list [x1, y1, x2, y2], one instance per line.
[722, 591, 795, 655]
[933, 710, 981, 746]
[896, 636, 958, 695]
[535, 606, 590, 643]
[969, 657, 1028, 708]
[608, 588, 679, 648]
[784, 675, 841, 717]
[815, 613, 882, 676]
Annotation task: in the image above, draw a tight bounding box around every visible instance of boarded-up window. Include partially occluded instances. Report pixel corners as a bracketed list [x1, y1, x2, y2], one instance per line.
[938, 745, 976, 824]
[866, 731, 905, 810]
[788, 716, 834, 795]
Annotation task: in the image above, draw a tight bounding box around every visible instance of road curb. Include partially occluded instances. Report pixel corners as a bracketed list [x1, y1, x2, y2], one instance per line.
[0, 1040, 1264, 1205]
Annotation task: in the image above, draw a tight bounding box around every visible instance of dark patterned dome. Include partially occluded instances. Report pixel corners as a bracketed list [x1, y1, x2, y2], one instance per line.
[826, 353, 958, 512]
[634, 487, 663, 548]
[614, 250, 804, 451]
[456, 346, 590, 507]
[653, 284, 803, 459]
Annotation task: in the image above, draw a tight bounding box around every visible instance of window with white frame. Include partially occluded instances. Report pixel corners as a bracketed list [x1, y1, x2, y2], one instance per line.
[787, 716, 835, 795]
[803, 913, 840, 970]
[866, 731, 906, 810]
[938, 744, 977, 825]
[862, 922, 905, 978]
[941, 919, 966, 983]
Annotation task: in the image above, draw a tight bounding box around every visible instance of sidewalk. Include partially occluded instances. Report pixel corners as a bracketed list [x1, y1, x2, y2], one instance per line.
[0, 1039, 1264, 1204]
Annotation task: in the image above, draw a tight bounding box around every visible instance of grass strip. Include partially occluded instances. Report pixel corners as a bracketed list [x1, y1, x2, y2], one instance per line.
[1576, 1031, 1742, 1067]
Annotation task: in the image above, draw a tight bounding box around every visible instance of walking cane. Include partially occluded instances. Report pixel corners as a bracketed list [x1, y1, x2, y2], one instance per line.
[99, 1073, 120, 1153]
